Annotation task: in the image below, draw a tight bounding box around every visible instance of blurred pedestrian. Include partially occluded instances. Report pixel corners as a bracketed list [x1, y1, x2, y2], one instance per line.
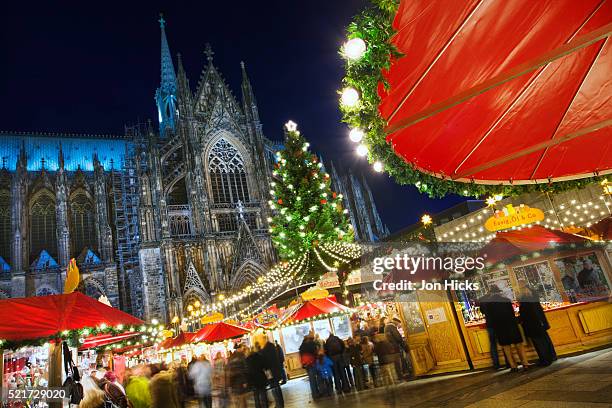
[479, 290, 502, 369]
[212, 352, 228, 408]
[519, 285, 557, 366]
[125, 365, 152, 408]
[384, 317, 410, 380]
[485, 285, 531, 371]
[149, 368, 180, 408]
[79, 376, 106, 408]
[360, 336, 375, 386]
[189, 355, 212, 408]
[275, 340, 288, 384]
[101, 371, 129, 408]
[324, 332, 350, 392]
[299, 333, 320, 399]
[314, 354, 334, 397]
[348, 337, 365, 390]
[227, 344, 249, 408]
[246, 345, 268, 408]
[372, 328, 395, 386]
[258, 333, 285, 408]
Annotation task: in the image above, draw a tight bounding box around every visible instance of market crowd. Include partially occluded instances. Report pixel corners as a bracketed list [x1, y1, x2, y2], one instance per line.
[78, 332, 286, 408]
[298, 316, 412, 399]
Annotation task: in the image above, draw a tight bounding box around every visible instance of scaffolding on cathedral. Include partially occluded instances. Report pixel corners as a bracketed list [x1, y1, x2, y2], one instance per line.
[111, 126, 144, 318]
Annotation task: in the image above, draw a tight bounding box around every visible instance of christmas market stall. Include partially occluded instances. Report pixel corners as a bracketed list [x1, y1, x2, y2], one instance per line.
[457, 226, 612, 369]
[0, 292, 145, 402]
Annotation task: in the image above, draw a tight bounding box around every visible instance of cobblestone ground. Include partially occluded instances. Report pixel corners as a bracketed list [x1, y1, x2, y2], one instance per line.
[189, 347, 612, 408]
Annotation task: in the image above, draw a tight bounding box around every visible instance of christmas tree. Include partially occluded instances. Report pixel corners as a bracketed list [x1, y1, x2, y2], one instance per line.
[269, 121, 360, 281]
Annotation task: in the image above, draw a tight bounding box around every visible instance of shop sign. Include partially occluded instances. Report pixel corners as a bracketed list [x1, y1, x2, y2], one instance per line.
[316, 270, 363, 289]
[484, 204, 545, 232]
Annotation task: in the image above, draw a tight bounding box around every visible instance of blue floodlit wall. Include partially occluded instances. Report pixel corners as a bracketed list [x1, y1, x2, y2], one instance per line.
[0, 132, 131, 172]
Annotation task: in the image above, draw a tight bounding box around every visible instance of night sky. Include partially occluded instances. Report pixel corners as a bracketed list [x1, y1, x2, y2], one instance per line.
[1, 0, 463, 232]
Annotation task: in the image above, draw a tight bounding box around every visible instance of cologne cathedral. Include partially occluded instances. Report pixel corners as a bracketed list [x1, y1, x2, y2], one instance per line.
[0, 18, 388, 321]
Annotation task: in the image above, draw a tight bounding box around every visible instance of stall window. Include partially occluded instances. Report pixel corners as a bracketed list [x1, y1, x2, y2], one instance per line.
[281, 322, 311, 354]
[331, 315, 351, 339]
[312, 319, 332, 341]
[513, 261, 562, 302]
[400, 292, 426, 334]
[555, 253, 610, 302]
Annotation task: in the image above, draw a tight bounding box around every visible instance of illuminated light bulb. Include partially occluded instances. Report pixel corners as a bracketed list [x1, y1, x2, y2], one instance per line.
[373, 161, 383, 172]
[343, 37, 367, 60]
[421, 214, 433, 225]
[340, 88, 359, 107]
[356, 144, 368, 157]
[349, 128, 364, 143]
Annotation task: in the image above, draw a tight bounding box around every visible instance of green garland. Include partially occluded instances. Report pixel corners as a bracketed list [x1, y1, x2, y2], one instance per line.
[0, 323, 163, 352]
[340, 0, 606, 198]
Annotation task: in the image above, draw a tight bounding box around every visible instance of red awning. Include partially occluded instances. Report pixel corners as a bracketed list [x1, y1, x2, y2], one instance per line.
[79, 332, 140, 350]
[0, 292, 143, 342]
[481, 225, 590, 264]
[158, 331, 197, 350]
[380, 0, 612, 184]
[280, 297, 351, 324]
[192, 322, 250, 344]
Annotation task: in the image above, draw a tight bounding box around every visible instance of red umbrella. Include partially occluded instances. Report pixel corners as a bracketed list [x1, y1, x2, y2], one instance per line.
[481, 225, 589, 264]
[0, 292, 143, 342]
[380, 0, 612, 185]
[281, 297, 351, 325]
[192, 322, 250, 344]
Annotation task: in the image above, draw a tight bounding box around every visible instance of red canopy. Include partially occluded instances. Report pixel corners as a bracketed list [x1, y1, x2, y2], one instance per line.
[481, 225, 589, 264]
[380, 0, 612, 184]
[192, 322, 250, 344]
[79, 332, 140, 350]
[0, 292, 143, 342]
[158, 331, 196, 350]
[280, 297, 351, 324]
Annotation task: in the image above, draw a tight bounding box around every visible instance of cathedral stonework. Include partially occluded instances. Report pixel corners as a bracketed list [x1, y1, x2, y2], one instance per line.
[0, 18, 387, 322]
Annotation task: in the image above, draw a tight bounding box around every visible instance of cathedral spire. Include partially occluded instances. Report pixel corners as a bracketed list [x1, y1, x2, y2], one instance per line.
[176, 52, 192, 110]
[240, 61, 260, 125]
[17, 141, 27, 170]
[155, 13, 177, 138]
[58, 142, 65, 170]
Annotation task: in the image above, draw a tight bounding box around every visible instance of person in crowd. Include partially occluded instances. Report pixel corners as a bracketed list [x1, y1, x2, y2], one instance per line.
[258, 333, 285, 408]
[275, 340, 288, 384]
[479, 290, 502, 369]
[519, 284, 557, 366]
[246, 344, 269, 408]
[484, 285, 531, 371]
[360, 335, 375, 386]
[101, 371, 129, 408]
[314, 332, 325, 350]
[561, 267, 580, 294]
[372, 327, 395, 386]
[299, 332, 320, 399]
[342, 338, 355, 389]
[324, 332, 350, 393]
[149, 367, 180, 408]
[79, 375, 106, 408]
[212, 352, 228, 408]
[348, 336, 366, 390]
[314, 353, 334, 397]
[125, 365, 152, 408]
[174, 359, 194, 408]
[384, 316, 411, 380]
[189, 355, 212, 408]
[227, 344, 249, 408]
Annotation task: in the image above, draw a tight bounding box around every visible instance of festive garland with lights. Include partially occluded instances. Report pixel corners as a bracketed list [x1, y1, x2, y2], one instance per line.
[0, 323, 165, 352]
[339, 0, 607, 198]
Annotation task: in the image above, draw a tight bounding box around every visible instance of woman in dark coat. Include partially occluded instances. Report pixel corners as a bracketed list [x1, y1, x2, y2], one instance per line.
[482, 285, 530, 371]
[519, 286, 557, 366]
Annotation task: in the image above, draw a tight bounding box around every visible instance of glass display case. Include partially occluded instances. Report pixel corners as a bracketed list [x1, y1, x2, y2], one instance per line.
[2, 344, 50, 389]
[513, 261, 562, 302]
[331, 315, 351, 339]
[555, 252, 611, 301]
[281, 322, 311, 354]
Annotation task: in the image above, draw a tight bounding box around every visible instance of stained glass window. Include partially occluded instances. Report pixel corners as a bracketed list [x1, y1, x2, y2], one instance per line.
[30, 193, 57, 262]
[70, 193, 95, 258]
[208, 139, 250, 204]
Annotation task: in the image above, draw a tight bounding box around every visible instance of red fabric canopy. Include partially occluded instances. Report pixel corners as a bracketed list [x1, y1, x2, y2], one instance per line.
[380, 0, 612, 184]
[281, 297, 351, 324]
[481, 225, 589, 264]
[0, 292, 143, 342]
[158, 331, 196, 349]
[79, 332, 140, 350]
[192, 322, 249, 344]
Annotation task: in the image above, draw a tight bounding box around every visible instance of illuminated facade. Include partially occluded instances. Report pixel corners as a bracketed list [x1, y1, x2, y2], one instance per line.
[0, 18, 387, 321]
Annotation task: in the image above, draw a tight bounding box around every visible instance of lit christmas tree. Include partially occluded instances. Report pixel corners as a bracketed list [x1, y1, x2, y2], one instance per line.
[269, 121, 361, 281]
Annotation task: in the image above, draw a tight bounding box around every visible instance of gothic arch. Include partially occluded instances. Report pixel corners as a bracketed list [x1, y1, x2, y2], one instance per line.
[183, 287, 210, 311]
[230, 260, 265, 289]
[69, 189, 96, 258]
[80, 277, 106, 299]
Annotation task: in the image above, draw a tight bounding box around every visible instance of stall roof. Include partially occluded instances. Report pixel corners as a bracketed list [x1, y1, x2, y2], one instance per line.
[0, 292, 143, 342]
[280, 297, 351, 325]
[381, 0, 612, 184]
[192, 322, 249, 344]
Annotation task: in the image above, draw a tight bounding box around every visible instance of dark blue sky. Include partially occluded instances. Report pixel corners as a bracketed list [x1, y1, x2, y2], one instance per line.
[1, 0, 463, 232]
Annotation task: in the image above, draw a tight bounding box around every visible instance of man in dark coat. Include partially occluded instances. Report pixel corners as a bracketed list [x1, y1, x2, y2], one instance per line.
[324, 333, 350, 392]
[246, 347, 268, 408]
[275, 341, 287, 384]
[299, 334, 319, 398]
[258, 336, 284, 408]
[384, 317, 412, 379]
[479, 292, 502, 369]
[483, 285, 530, 370]
[519, 286, 557, 366]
